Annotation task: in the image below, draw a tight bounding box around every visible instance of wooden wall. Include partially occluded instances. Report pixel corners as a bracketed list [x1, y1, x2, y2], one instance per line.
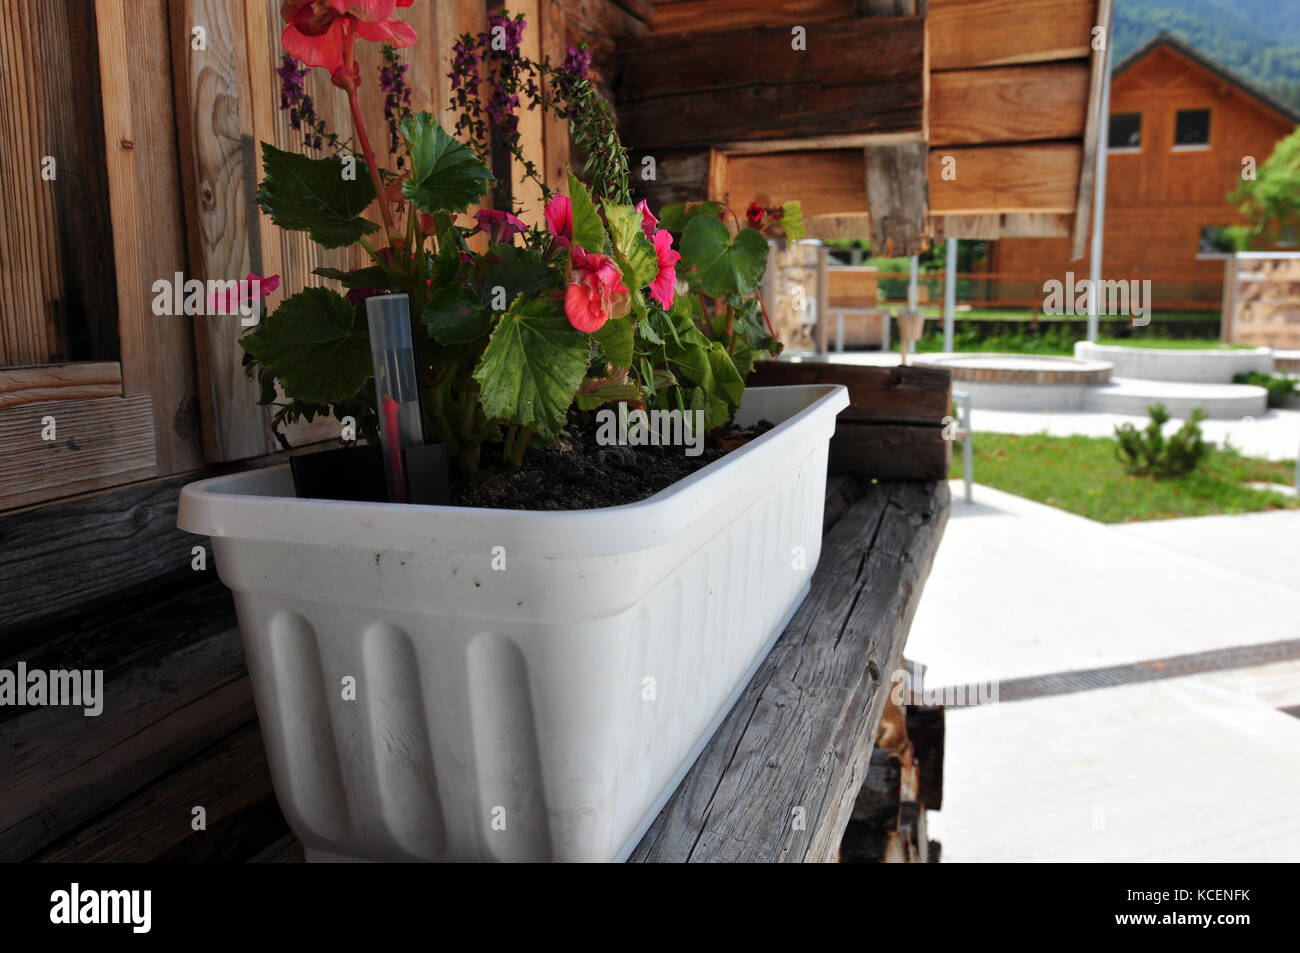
[990, 43, 1299, 312]
[622, 0, 1105, 247]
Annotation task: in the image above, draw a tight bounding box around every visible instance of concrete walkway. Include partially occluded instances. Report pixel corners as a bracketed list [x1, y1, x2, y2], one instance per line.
[909, 482, 1300, 861]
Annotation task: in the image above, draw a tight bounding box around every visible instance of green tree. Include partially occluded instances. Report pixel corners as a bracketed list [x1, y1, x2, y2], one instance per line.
[1227, 127, 1300, 249]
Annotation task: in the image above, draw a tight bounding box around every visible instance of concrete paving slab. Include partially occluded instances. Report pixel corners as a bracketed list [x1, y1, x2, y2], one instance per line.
[927, 662, 1300, 861]
[1116, 508, 1300, 595]
[905, 482, 1300, 688]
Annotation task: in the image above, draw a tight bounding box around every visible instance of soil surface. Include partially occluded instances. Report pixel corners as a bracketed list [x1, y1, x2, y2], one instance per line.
[451, 414, 774, 510]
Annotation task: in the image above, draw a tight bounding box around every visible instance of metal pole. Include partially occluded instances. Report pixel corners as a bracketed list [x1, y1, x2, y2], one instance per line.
[1087, 41, 1113, 343]
[944, 237, 957, 352]
[908, 255, 918, 312]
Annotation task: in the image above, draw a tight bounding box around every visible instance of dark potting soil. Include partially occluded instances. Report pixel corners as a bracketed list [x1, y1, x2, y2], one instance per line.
[451, 415, 774, 510]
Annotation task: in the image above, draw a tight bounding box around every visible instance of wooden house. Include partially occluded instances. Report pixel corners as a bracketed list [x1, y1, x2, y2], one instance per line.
[988, 33, 1300, 312]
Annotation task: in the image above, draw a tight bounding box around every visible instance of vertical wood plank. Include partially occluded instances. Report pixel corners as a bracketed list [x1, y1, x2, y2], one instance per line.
[510, 0, 546, 225]
[170, 0, 274, 461]
[540, 0, 571, 194]
[95, 0, 206, 474]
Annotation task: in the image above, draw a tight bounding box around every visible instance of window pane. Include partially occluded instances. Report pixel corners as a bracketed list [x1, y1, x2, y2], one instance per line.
[1198, 226, 1234, 256]
[1108, 112, 1141, 148]
[1175, 109, 1210, 146]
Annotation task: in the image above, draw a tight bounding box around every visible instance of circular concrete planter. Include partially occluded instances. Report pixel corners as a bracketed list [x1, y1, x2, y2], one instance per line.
[911, 353, 1113, 410]
[1073, 341, 1274, 383]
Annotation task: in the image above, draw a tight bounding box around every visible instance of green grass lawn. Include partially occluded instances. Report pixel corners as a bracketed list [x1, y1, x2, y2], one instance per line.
[952, 432, 1299, 523]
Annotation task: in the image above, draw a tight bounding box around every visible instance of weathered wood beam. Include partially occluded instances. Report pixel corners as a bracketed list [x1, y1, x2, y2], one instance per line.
[930, 143, 1081, 215]
[617, 18, 925, 151]
[0, 363, 123, 410]
[928, 0, 1097, 70]
[0, 396, 157, 512]
[750, 361, 950, 427]
[629, 480, 950, 862]
[865, 142, 930, 256]
[651, 0, 856, 34]
[930, 62, 1090, 146]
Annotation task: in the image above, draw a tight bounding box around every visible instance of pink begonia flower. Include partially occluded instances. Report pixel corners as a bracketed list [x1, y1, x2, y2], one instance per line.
[565, 247, 628, 333]
[648, 230, 680, 309]
[207, 273, 280, 315]
[544, 194, 573, 248]
[474, 208, 527, 244]
[635, 199, 658, 239]
[280, 0, 416, 78]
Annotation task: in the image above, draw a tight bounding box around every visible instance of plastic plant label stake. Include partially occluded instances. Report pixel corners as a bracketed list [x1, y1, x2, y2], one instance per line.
[366, 294, 425, 503]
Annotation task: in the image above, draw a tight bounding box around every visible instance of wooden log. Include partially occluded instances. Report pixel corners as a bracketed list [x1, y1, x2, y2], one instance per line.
[630, 480, 950, 862]
[829, 423, 951, 480]
[822, 474, 863, 532]
[617, 18, 925, 151]
[749, 361, 951, 426]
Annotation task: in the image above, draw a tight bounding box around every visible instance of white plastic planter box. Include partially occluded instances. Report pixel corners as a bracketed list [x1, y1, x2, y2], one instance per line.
[178, 383, 848, 862]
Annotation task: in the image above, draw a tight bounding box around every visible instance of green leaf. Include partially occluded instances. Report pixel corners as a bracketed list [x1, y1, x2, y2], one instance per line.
[256, 143, 379, 249]
[423, 283, 488, 344]
[779, 201, 806, 240]
[707, 341, 745, 405]
[593, 314, 634, 368]
[313, 265, 392, 290]
[658, 201, 723, 235]
[478, 243, 557, 304]
[575, 380, 643, 410]
[603, 201, 659, 290]
[400, 112, 493, 214]
[241, 287, 371, 405]
[680, 216, 769, 296]
[567, 173, 606, 253]
[637, 312, 664, 345]
[473, 295, 590, 440]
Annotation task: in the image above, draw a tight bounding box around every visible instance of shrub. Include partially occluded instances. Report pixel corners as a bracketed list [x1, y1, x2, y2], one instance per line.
[1233, 371, 1297, 408]
[1114, 403, 1210, 478]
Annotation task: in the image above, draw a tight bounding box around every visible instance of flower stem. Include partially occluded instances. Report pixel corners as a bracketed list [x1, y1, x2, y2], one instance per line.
[343, 24, 397, 245]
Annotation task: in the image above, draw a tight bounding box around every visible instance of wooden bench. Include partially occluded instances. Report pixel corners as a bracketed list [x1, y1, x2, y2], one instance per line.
[1, 475, 949, 863]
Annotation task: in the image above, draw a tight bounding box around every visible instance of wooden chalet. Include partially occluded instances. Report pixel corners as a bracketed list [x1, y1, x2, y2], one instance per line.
[990, 33, 1300, 312]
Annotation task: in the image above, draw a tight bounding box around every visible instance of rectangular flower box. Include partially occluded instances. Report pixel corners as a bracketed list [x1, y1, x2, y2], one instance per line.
[177, 383, 848, 862]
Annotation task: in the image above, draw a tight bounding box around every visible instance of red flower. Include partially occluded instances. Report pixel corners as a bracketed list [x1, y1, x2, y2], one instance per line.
[565, 247, 627, 333]
[280, 0, 416, 79]
[648, 230, 680, 309]
[544, 194, 573, 248]
[745, 201, 765, 228]
[635, 199, 658, 239]
[474, 208, 527, 244]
